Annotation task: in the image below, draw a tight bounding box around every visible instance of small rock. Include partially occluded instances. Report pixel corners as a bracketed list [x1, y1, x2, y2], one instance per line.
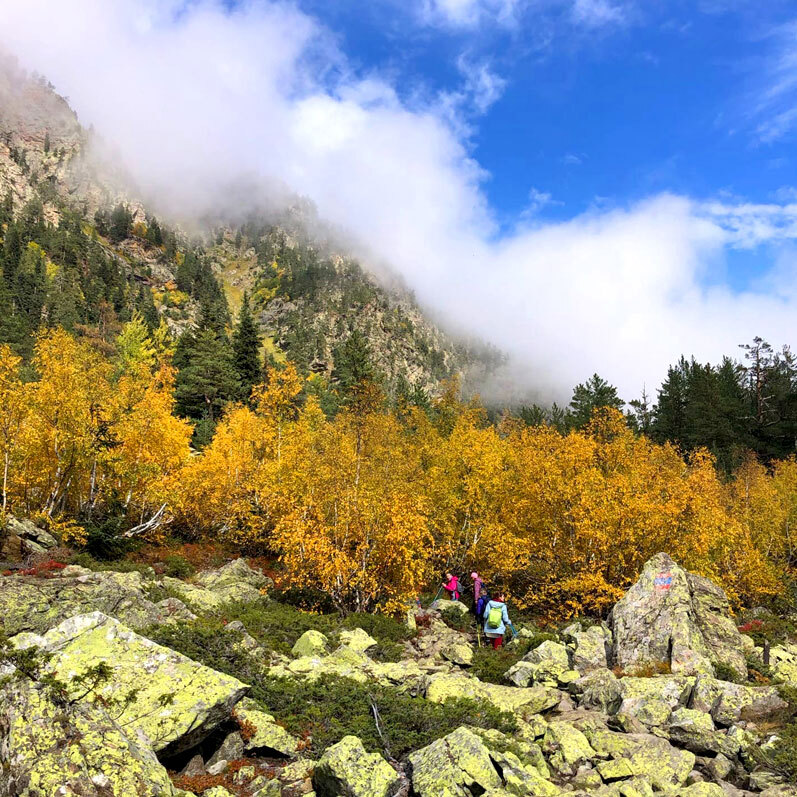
[181, 754, 205, 776]
[207, 731, 245, 768]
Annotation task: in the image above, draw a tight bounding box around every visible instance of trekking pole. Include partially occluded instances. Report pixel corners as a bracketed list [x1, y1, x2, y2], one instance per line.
[427, 585, 444, 608]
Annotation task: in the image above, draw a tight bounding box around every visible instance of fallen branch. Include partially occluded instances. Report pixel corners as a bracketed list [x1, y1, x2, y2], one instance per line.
[122, 504, 167, 538]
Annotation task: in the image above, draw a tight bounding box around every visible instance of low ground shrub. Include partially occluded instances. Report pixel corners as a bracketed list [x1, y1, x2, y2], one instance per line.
[217, 602, 414, 660]
[713, 661, 742, 684]
[144, 618, 264, 684]
[764, 721, 797, 780]
[162, 554, 195, 579]
[69, 552, 155, 577]
[251, 674, 517, 759]
[737, 612, 796, 647]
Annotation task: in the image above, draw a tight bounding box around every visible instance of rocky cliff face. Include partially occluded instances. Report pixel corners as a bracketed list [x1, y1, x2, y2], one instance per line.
[0, 55, 499, 394]
[1, 536, 796, 797]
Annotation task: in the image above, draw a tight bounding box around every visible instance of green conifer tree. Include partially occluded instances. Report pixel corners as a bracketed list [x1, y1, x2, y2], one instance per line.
[232, 292, 262, 401]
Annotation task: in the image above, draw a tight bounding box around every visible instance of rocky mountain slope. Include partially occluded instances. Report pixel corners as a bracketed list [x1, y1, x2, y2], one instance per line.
[1, 521, 796, 797]
[0, 54, 499, 395]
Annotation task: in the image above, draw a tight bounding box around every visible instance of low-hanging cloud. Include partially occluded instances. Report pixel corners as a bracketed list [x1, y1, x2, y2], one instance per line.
[1, 0, 796, 403]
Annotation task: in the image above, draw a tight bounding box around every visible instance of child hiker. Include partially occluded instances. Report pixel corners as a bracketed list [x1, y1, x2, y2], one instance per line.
[442, 572, 460, 601]
[483, 592, 513, 649]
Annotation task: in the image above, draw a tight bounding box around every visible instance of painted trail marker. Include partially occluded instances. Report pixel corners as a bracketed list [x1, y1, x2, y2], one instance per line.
[654, 571, 673, 590]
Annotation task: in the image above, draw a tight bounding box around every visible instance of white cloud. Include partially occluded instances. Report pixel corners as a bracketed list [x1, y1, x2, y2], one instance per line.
[1, 0, 796, 402]
[419, 0, 521, 28]
[457, 57, 507, 113]
[750, 21, 797, 143]
[570, 0, 626, 28]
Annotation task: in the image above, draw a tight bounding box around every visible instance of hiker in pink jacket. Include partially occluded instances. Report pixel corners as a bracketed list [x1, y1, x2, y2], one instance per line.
[442, 572, 460, 601]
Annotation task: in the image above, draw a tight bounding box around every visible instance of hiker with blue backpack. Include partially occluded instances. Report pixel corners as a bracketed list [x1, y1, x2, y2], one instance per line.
[483, 592, 514, 649]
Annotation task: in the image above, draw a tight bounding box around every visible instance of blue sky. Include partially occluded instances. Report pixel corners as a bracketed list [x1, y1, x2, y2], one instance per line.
[4, 0, 797, 398]
[295, 0, 796, 233]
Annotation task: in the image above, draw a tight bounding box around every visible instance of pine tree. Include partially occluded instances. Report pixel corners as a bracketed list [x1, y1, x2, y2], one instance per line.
[232, 292, 262, 401]
[568, 374, 623, 429]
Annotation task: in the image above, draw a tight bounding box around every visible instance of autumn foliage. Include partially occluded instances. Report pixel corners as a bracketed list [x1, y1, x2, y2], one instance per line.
[1, 326, 795, 619]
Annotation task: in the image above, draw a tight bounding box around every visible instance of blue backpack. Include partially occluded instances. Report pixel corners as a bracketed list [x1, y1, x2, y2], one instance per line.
[476, 594, 489, 619]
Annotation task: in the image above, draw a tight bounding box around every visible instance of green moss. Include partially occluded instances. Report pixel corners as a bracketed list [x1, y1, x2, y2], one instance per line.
[251, 673, 517, 759]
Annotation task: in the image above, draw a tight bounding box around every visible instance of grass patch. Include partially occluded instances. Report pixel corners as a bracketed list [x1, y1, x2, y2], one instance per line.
[251, 674, 517, 759]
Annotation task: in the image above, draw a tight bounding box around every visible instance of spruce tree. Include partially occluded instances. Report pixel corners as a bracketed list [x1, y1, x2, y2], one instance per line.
[174, 328, 240, 423]
[108, 203, 132, 243]
[332, 329, 376, 399]
[232, 292, 262, 401]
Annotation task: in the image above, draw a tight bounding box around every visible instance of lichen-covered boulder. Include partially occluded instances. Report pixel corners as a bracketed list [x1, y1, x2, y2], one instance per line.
[1, 516, 57, 560]
[564, 623, 612, 673]
[471, 727, 550, 778]
[619, 675, 695, 709]
[197, 557, 272, 593]
[667, 708, 739, 757]
[617, 696, 672, 728]
[611, 553, 746, 680]
[690, 675, 788, 726]
[585, 727, 696, 790]
[543, 720, 597, 772]
[235, 697, 299, 756]
[12, 611, 248, 753]
[0, 678, 179, 796]
[489, 748, 561, 796]
[430, 598, 470, 616]
[0, 568, 167, 635]
[425, 672, 561, 716]
[572, 668, 623, 714]
[339, 627, 378, 655]
[292, 629, 330, 658]
[506, 640, 570, 687]
[314, 735, 399, 797]
[442, 638, 474, 666]
[410, 727, 502, 797]
[161, 577, 224, 613]
[769, 643, 797, 683]
[678, 785, 727, 797]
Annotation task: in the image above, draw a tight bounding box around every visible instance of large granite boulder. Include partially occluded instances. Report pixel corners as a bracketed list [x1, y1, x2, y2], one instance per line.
[572, 668, 624, 714]
[505, 640, 570, 687]
[234, 697, 299, 757]
[611, 553, 746, 680]
[11, 611, 248, 753]
[0, 568, 174, 635]
[197, 557, 272, 601]
[564, 623, 612, 673]
[584, 726, 696, 791]
[0, 678, 179, 796]
[410, 726, 559, 797]
[690, 675, 788, 726]
[425, 672, 561, 716]
[0, 516, 58, 562]
[313, 736, 399, 797]
[292, 629, 330, 658]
